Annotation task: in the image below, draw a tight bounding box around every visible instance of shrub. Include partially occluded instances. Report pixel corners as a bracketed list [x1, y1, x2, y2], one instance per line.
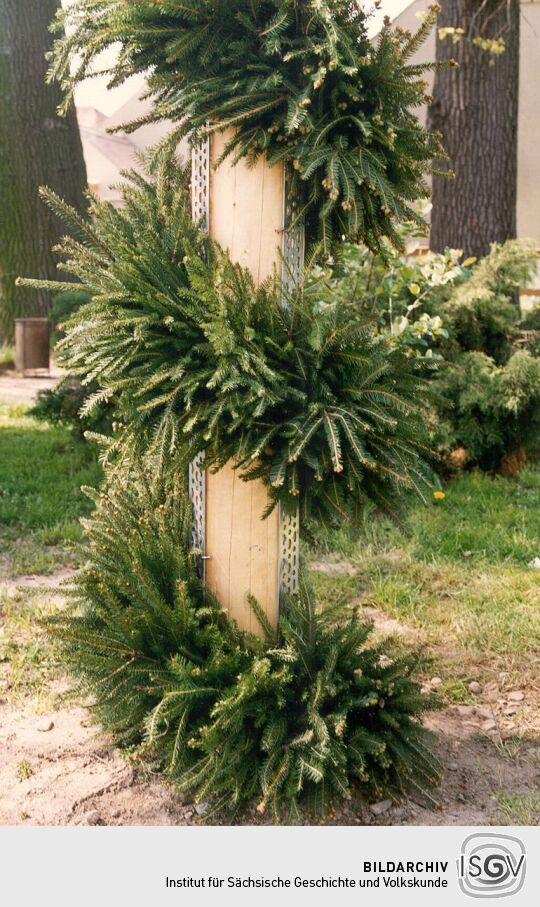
[435, 350, 540, 470]
[48, 466, 250, 745]
[439, 240, 536, 364]
[316, 237, 539, 472]
[49, 465, 440, 821]
[30, 377, 113, 438]
[173, 579, 441, 821]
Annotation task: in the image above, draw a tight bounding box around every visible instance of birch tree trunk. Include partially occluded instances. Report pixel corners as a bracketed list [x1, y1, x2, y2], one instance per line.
[428, 0, 520, 260]
[0, 0, 88, 342]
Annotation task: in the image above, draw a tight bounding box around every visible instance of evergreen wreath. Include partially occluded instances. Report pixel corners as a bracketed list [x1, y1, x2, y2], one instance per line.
[50, 0, 445, 252]
[49, 464, 440, 821]
[19, 152, 436, 528]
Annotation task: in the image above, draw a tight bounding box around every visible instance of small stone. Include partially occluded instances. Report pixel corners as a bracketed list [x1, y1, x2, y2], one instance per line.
[463, 550, 473, 558]
[370, 799, 392, 816]
[430, 677, 443, 687]
[481, 719, 497, 732]
[110, 809, 121, 818]
[37, 719, 54, 733]
[528, 557, 540, 569]
[448, 762, 459, 772]
[194, 802, 210, 817]
[503, 706, 517, 716]
[455, 705, 476, 717]
[84, 810, 102, 826]
[392, 807, 405, 819]
[469, 681, 482, 695]
[475, 707, 493, 720]
[508, 691, 525, 702]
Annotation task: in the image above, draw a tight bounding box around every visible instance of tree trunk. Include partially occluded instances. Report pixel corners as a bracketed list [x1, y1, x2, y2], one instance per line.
[428, 0, 519, 259]
[0, 0, 88, 343]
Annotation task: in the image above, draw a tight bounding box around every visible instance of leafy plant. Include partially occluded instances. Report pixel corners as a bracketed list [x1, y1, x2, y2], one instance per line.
[440, 240, 536, 364]
[47, 465, 250, 745]
[49, 0, 446, 253]
[435, 350, 540, 471]
[19, 151, 437, 529]
[29, 377, 113, 439]
[312, 236, 539, 472]
[48, 463, 440, 821]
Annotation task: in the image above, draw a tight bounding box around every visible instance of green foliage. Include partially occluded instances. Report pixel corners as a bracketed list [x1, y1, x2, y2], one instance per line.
[175, 578, 440, 821]
[29, 377, 113, 439]
[313, 236, 539, 470]
[440, 240, 536, 364]
[19, 152, 436, 529]
[48, 465, 440, 820]
[435, 350, 540, 470]
[49, 0, 444, 253]
[48, 467, 249, 744]
[50, 288, 90, 345]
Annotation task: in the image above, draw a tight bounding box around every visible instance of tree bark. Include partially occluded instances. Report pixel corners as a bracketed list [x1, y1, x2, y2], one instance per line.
[0, 0, 88, 343]
[428, 0, 519, 259]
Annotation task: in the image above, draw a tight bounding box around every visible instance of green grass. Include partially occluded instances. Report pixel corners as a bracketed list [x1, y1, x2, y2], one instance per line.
[310, 468, 540, 691]
[0, 402, 101, 576]
[495, 793, 540, 826]
[0, 586, 64, 705]
[0, 346, 15, 371]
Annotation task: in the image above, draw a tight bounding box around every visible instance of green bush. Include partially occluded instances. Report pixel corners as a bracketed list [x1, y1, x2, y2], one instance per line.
[317, 237, 539, 471]
[49, 466, 440, 822]
[29, 377, 113, 439]
[435, 350, 540, 470]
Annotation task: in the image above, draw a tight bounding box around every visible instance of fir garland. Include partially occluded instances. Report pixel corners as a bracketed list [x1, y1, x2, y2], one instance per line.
[18, 152, 436, 528]
[49, 0, 445, 252]
[48, 464, 440, 821]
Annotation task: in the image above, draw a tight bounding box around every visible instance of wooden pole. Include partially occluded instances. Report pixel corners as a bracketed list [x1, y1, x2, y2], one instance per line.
[204, 129, 285, 633]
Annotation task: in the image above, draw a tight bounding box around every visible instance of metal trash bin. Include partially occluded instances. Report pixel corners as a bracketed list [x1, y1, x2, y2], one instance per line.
[15, 318, 50, 375]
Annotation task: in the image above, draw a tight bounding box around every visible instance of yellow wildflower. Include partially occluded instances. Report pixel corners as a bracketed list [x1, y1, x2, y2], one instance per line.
[433, 491, 446, 500]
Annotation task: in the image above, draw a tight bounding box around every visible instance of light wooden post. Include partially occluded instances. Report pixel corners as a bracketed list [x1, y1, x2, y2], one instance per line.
[190, 130, 301, 634]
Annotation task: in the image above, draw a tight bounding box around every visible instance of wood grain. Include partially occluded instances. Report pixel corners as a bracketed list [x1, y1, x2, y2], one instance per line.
[205, 130, 284, 632]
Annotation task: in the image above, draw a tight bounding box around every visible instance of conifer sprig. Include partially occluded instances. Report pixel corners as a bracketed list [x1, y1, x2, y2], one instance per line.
[49, 466, 440, 821]
[49, 0, 445, 253]
[19, 152, 436, 528]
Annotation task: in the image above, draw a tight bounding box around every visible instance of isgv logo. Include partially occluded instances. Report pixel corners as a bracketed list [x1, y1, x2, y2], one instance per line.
[458, 833, 526, 899]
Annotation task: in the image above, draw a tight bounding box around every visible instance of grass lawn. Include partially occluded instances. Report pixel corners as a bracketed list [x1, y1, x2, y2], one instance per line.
[310, 469, 540, 711]
[0, 402, 101, 577]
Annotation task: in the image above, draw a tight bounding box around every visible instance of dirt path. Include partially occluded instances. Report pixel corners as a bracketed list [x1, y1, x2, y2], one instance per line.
[1, 693, 538, 827]
[0, 366, 62, 406]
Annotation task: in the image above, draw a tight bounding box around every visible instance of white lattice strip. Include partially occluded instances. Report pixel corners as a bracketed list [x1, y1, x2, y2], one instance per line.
[188, 452, 206, 569]
[191, 138, 210, 228]
[279, 507, 300, 595]
[281, 168, 305, 292]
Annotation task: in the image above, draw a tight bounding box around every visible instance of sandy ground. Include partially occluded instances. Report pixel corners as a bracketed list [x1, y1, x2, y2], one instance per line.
[0, 366, 62, 406]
